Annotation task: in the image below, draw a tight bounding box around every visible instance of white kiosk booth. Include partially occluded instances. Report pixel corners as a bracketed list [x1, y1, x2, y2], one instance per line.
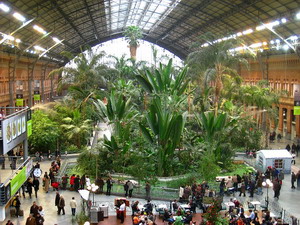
[256, 149, 292, 174]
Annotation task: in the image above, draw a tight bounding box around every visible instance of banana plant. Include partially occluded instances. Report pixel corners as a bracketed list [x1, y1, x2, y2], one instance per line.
[93, 90, 138, 154]
[136, 59, 189, 97]
[139, 97, 186, 176]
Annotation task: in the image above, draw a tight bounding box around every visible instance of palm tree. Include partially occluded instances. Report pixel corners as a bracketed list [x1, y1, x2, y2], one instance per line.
[61, 110, 92, 148]
[186, 33, 253, 114]
[49, 48, 107, 92]
[123, 26, 143, 59]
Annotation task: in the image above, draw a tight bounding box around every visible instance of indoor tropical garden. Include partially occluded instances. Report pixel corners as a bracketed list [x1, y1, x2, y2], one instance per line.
[29, 28, 281, 224]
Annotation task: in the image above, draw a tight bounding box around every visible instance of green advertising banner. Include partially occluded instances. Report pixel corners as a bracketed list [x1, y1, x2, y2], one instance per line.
[294, 106, 300, 115]
[11, 166, 27, 197]
[16, 99, 24, 107]
[27, 120, 32, 137]
[34, 94, 41, 101]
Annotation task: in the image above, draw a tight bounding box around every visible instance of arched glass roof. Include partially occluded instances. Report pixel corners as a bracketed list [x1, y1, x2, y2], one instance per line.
[0, 0, 299, 64]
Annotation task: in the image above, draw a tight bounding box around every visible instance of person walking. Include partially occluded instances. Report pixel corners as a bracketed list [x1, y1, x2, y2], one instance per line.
[55, 192, 60, 214]
[70, 197, 77, 216]
[5, 220, 14, 225]
[80, 174, 86, 189]
[33, 178, 40, 198]
[124, 181, 129, 197]
[239, 181, 246, 197]
[12, 195, 21, 217]
[25, 214, 36, 225]
[61, 174, 69, 190]
[27, 178, 33, 199]
[58, 195, 65, 215]
[35, 213, 44, 225]
[219, 178, 225, 196]
[119, 201, 126, 223]
[145, 181, 151, 200]
[106, 177, 112, 196]
[74, 175, 80, 191]
[286, 144, 291, 152]
[86, 175, 91, 187]
[30, 201, 39, 218]
[273, 179, 281, 199]
[291, 172, 296, 189]
[297, 170, 300, 189]
[128, 180, 134, 197]
[43, 173, 50, 193]
[99, 177, 104, 193]
[0, 154, 5, 169]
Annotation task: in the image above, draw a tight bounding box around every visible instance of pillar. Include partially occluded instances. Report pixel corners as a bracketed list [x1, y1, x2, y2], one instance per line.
[296, 115, 300, 138]
[0, 206, 5, 221]
[23, 139, 28, 160]
[278, 107, 283, 133]
[286, 108, 292, 140]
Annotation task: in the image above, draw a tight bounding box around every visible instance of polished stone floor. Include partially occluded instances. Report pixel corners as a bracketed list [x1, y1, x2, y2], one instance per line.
[2, 136, 300, 225]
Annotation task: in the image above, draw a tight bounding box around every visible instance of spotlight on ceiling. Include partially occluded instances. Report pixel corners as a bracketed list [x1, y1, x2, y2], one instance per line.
[0, 3, 10, 12]
[13, 12, 26, 22]
[33, 25, 47, 35]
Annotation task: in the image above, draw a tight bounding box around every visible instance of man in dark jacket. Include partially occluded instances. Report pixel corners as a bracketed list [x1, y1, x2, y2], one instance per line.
[55, 192, 60, 213]
[30, 201, 39, 217]
[106, 178, 112, 196]
[13, 195, 21, 217]
[33, 178, 39, 198]
[291, 172, 296, 189]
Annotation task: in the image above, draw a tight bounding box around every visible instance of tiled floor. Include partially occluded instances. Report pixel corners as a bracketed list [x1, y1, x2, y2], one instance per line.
[2, 136, 300, 224]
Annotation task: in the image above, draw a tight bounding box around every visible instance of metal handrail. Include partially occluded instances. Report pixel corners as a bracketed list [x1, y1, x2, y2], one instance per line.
[0, 157, 31, 187]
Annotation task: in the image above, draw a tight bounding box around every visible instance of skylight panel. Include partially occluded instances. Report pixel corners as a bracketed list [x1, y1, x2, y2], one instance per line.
[105, 0, 182, 32]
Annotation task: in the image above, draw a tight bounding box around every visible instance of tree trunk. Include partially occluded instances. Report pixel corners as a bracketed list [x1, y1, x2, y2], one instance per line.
[214, 64, 223, 115]
[129, 45, 137, 59]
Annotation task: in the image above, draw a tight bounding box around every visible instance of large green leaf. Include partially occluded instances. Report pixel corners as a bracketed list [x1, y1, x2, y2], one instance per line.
[139, 123, 154, 143]
[136, 75, 153, 93]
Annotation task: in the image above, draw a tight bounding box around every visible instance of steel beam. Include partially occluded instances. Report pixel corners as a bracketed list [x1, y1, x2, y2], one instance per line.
[172, 0, 261, 43]
[52, 0, 88, 44]
[83, 0, 100, 40]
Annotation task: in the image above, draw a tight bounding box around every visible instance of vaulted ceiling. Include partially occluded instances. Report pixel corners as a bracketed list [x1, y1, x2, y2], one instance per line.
[0, 0, 299, 63]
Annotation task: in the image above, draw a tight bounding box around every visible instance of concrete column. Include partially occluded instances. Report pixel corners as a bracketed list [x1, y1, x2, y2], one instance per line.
[286, 108, 292, 139]
[278, 107, 283, 132]
[23, 139, 28, 160]
[296, 115, 300, 138]
[0, 206, 6, 221]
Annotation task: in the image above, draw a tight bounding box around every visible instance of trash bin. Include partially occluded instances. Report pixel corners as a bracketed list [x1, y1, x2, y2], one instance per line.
[90, 206, 101, 223]
[99, 203, 109, 218]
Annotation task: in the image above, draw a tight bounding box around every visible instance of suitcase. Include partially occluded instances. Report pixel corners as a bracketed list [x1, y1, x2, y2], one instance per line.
[10, 208, 16, 217]
[18, 209, 24, 216]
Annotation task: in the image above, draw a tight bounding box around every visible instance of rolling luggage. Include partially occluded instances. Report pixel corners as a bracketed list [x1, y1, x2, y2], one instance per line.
[10, 208, 16, 217]
[18, 209, 24, 216]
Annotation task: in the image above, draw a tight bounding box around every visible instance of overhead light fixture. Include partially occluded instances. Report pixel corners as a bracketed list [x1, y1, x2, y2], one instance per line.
[236, 32, 243, 37]
[13, 12, 26, 22]
[34, 45, 46, 51]
[0, 3, 10, 12]
[4, 34, 15, 41]
[283, 44, 289, 50]
[52, 37, 61, 43]
[270, 40, 275, 44]
[250, 43, 262, 48]
[256, 25, 265, 31]
[33, 25, 47, 35]
[262, 42, 267, 46]
[242, 29, 253, 35]
[16, 38, 21, 43]
[296, 12, 300, 20]
[275, 39, 280, 43]
[281, 18, 287, 23]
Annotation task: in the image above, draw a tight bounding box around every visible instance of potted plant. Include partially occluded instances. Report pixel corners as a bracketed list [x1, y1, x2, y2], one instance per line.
[123, 26, 143, 59]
